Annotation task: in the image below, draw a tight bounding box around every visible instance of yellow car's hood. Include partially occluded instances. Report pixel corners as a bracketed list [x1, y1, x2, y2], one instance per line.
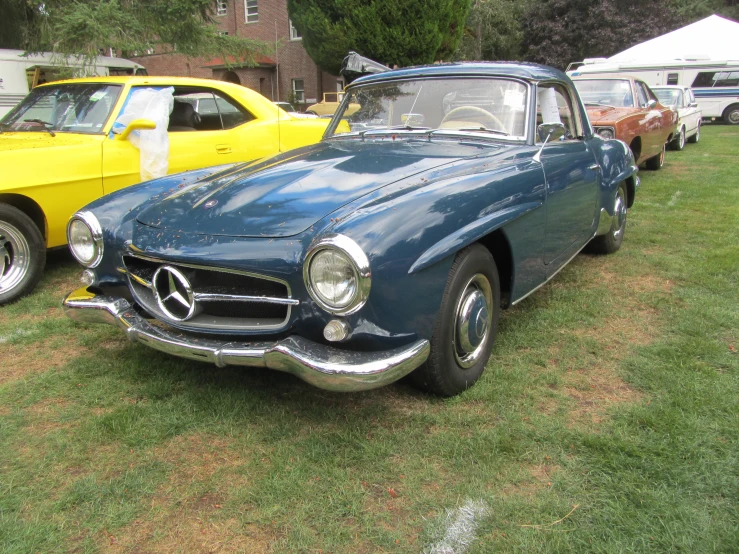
[0, 132, 105, 152]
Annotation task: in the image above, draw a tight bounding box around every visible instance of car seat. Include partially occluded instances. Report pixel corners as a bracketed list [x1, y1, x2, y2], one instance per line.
[168, 101, 201, 131]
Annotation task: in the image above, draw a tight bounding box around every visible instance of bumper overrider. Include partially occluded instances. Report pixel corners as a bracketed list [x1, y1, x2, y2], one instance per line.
[63, 287, 430, 392]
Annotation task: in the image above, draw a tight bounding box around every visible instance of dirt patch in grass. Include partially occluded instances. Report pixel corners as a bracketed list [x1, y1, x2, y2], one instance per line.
[101, 433, 279, 553]
[0, 337, 86, 385]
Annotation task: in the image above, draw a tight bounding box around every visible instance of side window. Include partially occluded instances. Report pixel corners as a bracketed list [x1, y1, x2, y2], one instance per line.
[635, 83, 649, 108]
[535, 84, 579, 142]
[170, 89, 253, 132]
[714, 71, 739, 86]
[692, 72, 716, 87]
[667, 73, 679, 85]
[642, 83, 658, 104]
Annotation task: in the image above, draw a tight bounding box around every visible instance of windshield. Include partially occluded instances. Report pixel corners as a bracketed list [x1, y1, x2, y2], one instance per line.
[653, 88, 681, 107]
[574, 79, 634, 108]
[0, 83, 122, 134]
[326, 77, 529, 140]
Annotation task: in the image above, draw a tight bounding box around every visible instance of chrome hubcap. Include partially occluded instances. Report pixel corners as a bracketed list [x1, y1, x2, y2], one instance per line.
[613, 189, 627, 239]
[454, 273, 493, 369]
[679, 128, 685, 148]
[0, 221, 31, 294]
[729, 110, 739, 124]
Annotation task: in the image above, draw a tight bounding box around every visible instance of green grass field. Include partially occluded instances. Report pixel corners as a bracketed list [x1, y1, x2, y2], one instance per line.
[1, 125, 737, 553]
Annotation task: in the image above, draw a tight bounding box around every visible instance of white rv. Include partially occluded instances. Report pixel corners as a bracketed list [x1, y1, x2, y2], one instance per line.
[0, 50, 146, 118]
[567, 59, 739, 124]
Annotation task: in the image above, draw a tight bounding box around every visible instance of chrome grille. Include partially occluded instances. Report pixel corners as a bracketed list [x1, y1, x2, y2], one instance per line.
[122, 254, 297, 331]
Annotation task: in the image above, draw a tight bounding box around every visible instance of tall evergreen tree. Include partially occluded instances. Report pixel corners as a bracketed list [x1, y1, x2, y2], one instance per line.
[287, 0, 471, 75]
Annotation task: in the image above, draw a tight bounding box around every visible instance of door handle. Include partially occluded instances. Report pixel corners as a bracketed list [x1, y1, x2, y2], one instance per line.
[588, 164, 601, 172]
[216, 144, 232, 154]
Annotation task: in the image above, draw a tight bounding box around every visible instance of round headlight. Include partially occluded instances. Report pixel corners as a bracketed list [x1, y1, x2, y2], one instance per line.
[597, 127, 615, 140]
[304, 235, 371, 315]
[310, 249, 358, 308]
[67, 211, 103, 267]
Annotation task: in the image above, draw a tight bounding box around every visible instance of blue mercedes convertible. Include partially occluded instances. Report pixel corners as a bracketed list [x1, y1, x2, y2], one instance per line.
[63, 62, 639, 396]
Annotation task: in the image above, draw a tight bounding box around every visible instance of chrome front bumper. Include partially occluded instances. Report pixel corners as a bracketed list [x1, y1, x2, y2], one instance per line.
[63, 287, 430, 392]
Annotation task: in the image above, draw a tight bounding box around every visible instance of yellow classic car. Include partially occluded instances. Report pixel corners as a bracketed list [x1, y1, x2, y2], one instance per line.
[0, 76, 336, 304]
[306, 92, 360, 117]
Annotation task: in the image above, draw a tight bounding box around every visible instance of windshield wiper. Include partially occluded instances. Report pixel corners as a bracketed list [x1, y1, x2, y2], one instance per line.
[23, 119, 56, 137]
[386, 125, 431, 131]
[456, 127, 510, 136]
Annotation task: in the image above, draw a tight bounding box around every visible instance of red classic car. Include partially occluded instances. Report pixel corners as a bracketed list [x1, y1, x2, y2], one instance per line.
[572, 76, 677, 169]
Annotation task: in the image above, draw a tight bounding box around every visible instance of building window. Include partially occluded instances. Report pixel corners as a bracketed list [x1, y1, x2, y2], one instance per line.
[292, 78, 305, 103]
[219, 31, 229, 36]
[216, 0, 227, 16]
[245, 0, 258, 23]
[289, 19, 302, 40]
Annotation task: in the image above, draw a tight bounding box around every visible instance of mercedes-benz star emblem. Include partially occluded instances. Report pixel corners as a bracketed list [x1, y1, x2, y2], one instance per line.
[152, 265, 196, 321]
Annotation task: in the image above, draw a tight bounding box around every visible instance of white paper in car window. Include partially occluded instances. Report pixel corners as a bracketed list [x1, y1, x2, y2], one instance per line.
[90, 90, 107, 102]
[537, 87, 561, 124]
[504, 89, 525, 110]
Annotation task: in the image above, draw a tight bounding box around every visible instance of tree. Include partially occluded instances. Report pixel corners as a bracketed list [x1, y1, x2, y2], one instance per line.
[520, 0, 688, 70]
[287, 0, 471, 75]
[454, 0, 533, 62]
[0, 0, 267, 66]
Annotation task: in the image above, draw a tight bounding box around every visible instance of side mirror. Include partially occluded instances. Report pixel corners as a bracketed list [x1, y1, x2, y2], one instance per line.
[534, 122, 567, 162]
[689, 101, 698, 108]
[115, 118, 157, 141]
[537, 122, 566, 143]
[647, 99, 657, 109]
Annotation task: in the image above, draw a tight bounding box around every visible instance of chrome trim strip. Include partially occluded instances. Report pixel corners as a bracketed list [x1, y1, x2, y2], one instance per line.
[193, 293, 300, 305]
[63, 287, 429, 392]
[125, 251, 292, 293]
[511, 242, 588, 306]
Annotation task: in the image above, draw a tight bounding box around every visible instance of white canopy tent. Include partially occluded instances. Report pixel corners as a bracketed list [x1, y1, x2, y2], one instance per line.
[608, 15, 739, 63]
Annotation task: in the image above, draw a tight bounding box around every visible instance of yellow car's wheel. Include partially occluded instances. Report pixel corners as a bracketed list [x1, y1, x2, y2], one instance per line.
[0, 204, 46, 305]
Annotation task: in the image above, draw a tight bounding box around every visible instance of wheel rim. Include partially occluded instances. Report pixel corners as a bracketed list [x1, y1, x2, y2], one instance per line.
[729, 110, 739, 124]
[0, 221, 31, 295]
[679, 128, 685, 148]
[659, 146, 665, 166]
[613, 188, 627, 239]
[696, 126, 700, 140]
[453, 273, 493, 369]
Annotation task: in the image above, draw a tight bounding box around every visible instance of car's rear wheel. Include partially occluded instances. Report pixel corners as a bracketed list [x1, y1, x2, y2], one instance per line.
[645, 143, 665, 170]
[0, 204, 46, 305]
[670, 126, 685, 151]
[687, 123, 700, 143]
[588, 183, 627, 255]
[411, 244, 500, 396]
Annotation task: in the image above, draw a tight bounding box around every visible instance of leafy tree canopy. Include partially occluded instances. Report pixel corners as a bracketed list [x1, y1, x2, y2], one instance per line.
[0, 0, 267, 65]
[521, 0, 739, 70]
[287, 0, 472, 75]
[455, 0, 533, 62]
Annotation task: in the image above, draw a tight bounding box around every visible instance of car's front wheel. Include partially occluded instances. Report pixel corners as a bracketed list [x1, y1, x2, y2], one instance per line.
[671, 126, 685, 151]
[645, 143, 665, 170]
[0, 204, 46, 305]
[588, 183, 627, 255]
[411, 244, 500, 396]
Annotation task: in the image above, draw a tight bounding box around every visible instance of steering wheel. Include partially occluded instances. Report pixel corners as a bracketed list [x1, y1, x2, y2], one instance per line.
[440, 106, 506, 132]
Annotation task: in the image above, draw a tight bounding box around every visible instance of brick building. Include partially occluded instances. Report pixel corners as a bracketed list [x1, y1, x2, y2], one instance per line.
[125, 0, 345, 108]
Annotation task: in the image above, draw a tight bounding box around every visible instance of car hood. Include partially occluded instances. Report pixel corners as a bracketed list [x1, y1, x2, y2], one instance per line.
[585, 106, 638, 124]
[136, 140, 482, 238]
[0, 132, 104, 151]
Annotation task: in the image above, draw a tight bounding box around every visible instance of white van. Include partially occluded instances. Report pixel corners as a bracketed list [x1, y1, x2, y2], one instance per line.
[0, 49, 146, 118]
[567, 59, 739, 124]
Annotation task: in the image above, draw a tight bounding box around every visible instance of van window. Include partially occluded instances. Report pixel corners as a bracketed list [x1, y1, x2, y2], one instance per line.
[693, 71, 739, 87]
[667, 73, 678, 85]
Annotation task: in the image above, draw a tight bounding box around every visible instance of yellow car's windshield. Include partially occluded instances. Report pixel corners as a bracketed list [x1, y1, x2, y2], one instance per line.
[1, 83, 122, 135]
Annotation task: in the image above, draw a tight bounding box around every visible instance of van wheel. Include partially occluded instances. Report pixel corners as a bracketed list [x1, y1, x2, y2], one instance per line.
[723, 105, 739, 125]
[0, 204, 46, 305]
[411, 245, 500, 397]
